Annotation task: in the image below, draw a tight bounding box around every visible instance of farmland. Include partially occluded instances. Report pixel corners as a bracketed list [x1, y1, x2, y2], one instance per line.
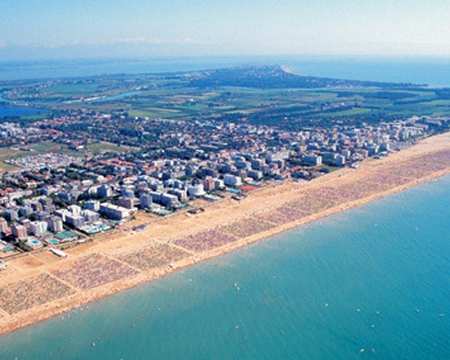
[2, 65, 450, 131]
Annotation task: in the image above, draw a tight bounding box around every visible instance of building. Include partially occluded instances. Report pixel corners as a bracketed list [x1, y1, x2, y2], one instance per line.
[82, 209, 100, 223]
[187, 184, 206, 197]
[149, 191, 180, 208]
[12, 224, 28, 241]
[48, 216, 64, 233]
[31, 201, 43, 212]
[235, 159, 250, 170]
[4, 209, 19, 222]
[20, 237, 43, 251]
[335, 154, 346, 167]
[0, 217, 8, 234]
[203, 177, 216, 192]
[117, 197, 137, 209]
[55, 209, 70, 222]
[380, 143, 391, 152]
[100, 203, 131, 220]
[160, 193, 179, 208]
[321, 152, 336, 165]
[65, 214, 84, 228]
[340, 149, 351, 159]
[39, 197, 53, 208]
[139, 194, 153, 209]
[322, 152, 345, 166]
[251, 159, 264, 170]
[302, 154, 322, 167]
[68, 205, 81, 216]
[97, 184, 112, 198]
[367, 145, 380, 156]
[35, 211, 51, 221]
[120, 186, 135, 198]
[168, 189, 188, 203]
[214, 178, 225, 190]
[248, 169, 263, 180]
[18, 205, 33, 218]
[84, 200, 100, 211]
[266, 150, 290, 163]
[224, 174, 242, 187]
[30, 221, 48, 237]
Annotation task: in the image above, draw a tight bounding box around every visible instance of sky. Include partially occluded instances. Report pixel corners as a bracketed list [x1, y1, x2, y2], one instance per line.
[1, 0, 450, 60]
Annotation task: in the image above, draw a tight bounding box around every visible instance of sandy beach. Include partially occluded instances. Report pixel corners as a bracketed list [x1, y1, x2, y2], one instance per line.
[1, 132, 450, 336]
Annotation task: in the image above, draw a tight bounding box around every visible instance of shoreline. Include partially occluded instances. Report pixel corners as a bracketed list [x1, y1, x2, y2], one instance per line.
[1, 132, 450, 336]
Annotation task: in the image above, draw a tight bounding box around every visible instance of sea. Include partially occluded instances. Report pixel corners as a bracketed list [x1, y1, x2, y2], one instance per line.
[1, 174, 449, 359]
[0, 56, 450, 85]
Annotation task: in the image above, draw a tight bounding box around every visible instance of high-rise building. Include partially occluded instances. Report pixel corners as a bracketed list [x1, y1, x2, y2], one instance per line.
[100, 203, 130, 220]
[30, 221, 48, 237]
[68, 205, 81, 216]
[97, 184, 112, 198]
[4, 209, 19, 222]
[203, 176, 216, 192]
[12, 224, 28, 240]
[82, 210, 100, 223]
[0, 218, 8, 234]
[48, 217, 64, 233]
[139, 194, 153, 209]
[224, 174, 242, 187]
[83, 200, 100, 211]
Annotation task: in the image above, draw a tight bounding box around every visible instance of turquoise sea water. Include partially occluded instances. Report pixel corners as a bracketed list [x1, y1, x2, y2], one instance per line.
[1, 176, 450, 359]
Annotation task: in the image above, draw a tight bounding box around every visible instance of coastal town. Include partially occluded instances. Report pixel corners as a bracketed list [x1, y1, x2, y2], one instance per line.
[4, 0, 450, 360]
[0, 123, 449, 336]
[3, 1, 450, 358]
[1, 65, 450, 338]
[0, 110, 448, 265]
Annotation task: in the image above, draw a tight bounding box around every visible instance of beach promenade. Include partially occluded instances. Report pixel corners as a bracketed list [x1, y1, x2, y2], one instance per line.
[1, 132, 450, 336]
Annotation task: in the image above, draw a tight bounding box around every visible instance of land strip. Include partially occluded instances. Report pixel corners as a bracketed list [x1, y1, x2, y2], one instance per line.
[1, 132, 450, 336]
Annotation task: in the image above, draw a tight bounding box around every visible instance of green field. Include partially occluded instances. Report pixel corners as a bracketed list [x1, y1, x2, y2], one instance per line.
[3, 66, 450, 129]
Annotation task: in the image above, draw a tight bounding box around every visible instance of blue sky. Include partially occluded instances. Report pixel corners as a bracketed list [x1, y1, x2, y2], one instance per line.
[1, 0, 449, 59]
